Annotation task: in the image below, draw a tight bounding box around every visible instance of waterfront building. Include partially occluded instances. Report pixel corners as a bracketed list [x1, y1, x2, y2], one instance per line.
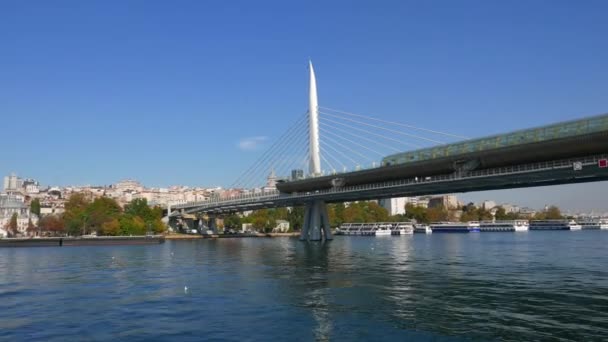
[428, 195, 459, 210]
[379, 197, 408, 216]
[482, 200, 497, 210]
[0, 194, 38, 236]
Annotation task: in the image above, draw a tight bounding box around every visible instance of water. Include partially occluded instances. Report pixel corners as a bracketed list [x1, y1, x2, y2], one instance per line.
[1, 231, 608, 341]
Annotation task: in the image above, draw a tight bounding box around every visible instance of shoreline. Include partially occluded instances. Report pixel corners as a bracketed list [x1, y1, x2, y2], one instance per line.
[0, 235, 165, 247]
[165, 232, 300, 240]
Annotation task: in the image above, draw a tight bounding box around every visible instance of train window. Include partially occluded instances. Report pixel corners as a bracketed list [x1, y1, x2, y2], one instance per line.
[459, 143, 468, 154]
[447, 145, 458, 156]
[506, 134, 516, 145]
[536, 128, 544, 142]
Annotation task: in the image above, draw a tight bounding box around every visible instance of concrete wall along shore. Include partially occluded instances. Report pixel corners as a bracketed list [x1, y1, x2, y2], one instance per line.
[0, 236, 165, 247]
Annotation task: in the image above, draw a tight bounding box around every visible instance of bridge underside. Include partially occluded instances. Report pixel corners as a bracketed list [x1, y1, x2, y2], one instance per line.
[176, 154, 608, 215]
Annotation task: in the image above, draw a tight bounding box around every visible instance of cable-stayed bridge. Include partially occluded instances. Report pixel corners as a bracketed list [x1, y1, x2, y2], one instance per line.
[172, 62, 608, 241]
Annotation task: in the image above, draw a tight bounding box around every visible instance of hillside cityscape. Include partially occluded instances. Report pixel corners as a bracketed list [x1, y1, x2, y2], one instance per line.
[2, 170, 605, 238]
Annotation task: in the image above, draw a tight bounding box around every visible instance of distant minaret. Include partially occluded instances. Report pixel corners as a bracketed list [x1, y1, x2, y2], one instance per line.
[308, 61, 321, 176]
[267, 168, 277, 188]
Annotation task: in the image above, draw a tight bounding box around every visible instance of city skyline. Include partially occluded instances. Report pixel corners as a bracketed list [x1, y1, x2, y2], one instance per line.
[2, 1, 607, 210]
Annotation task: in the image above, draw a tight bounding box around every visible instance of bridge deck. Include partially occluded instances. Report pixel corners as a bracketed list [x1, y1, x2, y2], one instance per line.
[173, 154, 608, 215]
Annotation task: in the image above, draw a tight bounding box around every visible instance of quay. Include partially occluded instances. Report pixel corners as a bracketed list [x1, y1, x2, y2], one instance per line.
[0, 235, 165, 247]
[165, 232, 300, 240]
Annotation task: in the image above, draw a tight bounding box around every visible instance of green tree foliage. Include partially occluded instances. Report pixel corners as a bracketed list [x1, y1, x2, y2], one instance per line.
[460, 203, 493, 222]
[87, 197, 122, 234]
[404, 203, 429, 223]
[287, 206, 305, 231]
[534, 205, 563, 220]
[123, 198, 165, 234]
[119, 215, 147, 235]
[61, 195, 165, 236]
[223, 214, 242, 229]
[124, 198, 154, 222]
[30, 198, 41, 217]
[63, 193, 90, 236]
[101, 218, 120, 236]
[427, 206, 449, 222]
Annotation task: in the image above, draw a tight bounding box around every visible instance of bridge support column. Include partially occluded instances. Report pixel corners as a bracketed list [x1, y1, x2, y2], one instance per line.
[208, 216, 217, 234]
[300, 200, 333, 241]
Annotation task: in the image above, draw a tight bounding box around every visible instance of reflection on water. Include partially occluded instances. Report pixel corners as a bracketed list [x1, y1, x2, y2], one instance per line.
[1, 231, 608, 341]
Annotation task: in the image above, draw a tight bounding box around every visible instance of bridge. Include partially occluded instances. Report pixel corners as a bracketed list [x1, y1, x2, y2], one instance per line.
[171, 61, 608, 241]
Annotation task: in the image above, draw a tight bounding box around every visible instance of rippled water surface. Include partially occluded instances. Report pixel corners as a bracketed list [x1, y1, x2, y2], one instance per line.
[1, 231, 608, 341]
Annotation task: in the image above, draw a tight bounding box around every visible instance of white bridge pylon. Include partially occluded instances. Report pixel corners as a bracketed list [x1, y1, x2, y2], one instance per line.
[300, 61, 333, 242]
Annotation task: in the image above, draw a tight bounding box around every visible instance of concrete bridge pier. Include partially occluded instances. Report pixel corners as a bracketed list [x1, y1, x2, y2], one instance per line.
[208, 215, 218, 234]
[300, 200, 333, 241]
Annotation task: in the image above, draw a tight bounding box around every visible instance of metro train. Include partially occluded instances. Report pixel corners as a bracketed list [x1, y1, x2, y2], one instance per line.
[276, 113, 608, 193]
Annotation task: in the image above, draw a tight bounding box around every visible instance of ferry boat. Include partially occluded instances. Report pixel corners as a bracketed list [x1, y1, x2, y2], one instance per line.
[414, 224, 432, 234]
[336, 222, 414, 236]
[479, 220, 529, 232]
[529, 219, 582, 230]
[430, 221, 480, 233]
[374, 223, 392, 236]
[390, 222, 414, 235]
[577, 218, 608, 230]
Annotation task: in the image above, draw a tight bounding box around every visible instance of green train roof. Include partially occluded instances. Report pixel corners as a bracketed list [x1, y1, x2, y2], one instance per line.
[383, 113, 608, 163]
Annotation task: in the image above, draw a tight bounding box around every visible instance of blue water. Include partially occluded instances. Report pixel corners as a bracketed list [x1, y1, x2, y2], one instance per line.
[1, 231, 608, 341]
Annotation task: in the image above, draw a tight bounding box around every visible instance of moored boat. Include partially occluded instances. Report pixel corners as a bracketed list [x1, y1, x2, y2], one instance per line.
[391, 222, 414, 235]
[430, 221, 480, 233]
[414, 224, 432, 234]
[529, 219, 581, 230]
[479, 220, 529, 232]
[577, 218, 608, 230]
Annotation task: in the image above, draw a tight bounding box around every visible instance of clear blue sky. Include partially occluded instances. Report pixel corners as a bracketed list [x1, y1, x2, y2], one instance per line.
[1, 1, 607, 211]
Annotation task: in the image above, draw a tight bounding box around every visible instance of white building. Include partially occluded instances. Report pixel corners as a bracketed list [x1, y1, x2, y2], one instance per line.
[0, 194, 38, 237]
[482, 200, 497, 211]
[3, 173, 22, 192]
[379, 197, 408, 216]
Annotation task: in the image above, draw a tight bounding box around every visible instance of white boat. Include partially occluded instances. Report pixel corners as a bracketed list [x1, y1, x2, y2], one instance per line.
[414, 224, 432, 234]
[391, 222, 414, 235]
[529, 219, 581, 230]
[479, 220, 529, 232]
[577, 218, 608, 230]
[336, 222, 413, 236]
[374, 224, 392, 236]
[430, 221, 480, 233]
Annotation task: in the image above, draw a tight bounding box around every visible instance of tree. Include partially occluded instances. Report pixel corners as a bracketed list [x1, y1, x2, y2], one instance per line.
[30, 198, 41, 217]
[101, 218, 120, 236]
[124, 198, 154, 222]
[6, 213, 18, 237]
[27, 218, 36, 236]
[287, 206, 305, 231]
[494, 206, 507, 220]
[427, 206, 449, 222]
[87, 197, 122, 234]
[63, 193, 90, 236]
[404, 203, 428, 223]
[223, 214, 242, 229]
[119, 215, 146, 235]
[38, 215, 65, 236]
[545, 206, 563, 220]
